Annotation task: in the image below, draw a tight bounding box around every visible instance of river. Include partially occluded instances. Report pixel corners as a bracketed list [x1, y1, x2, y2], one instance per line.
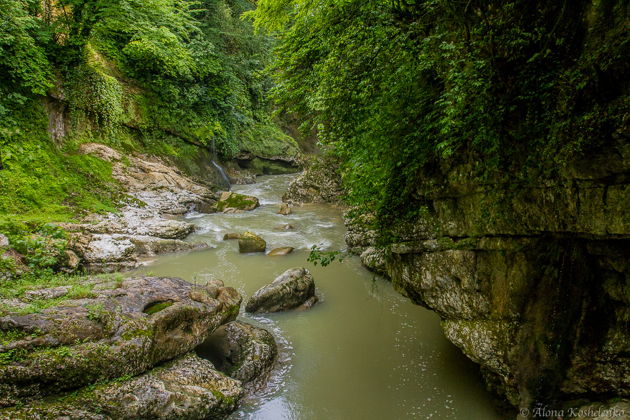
[130, 174, 503, 420]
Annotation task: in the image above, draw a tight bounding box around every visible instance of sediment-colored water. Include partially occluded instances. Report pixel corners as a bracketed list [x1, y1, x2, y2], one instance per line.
[130, 174, 502, 420]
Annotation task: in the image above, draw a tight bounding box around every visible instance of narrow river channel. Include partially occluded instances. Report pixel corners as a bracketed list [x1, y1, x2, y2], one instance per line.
[130, 174, 503, 420]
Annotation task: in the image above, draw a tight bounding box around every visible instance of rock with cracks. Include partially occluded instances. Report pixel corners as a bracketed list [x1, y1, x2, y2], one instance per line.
[0, 353, 243, 420]
[0, 276, 241, 407]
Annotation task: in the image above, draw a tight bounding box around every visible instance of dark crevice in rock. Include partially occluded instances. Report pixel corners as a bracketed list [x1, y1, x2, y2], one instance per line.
[143, 300, 174, 315]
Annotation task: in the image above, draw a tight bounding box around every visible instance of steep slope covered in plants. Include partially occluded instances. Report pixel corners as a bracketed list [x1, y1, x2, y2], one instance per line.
[0, 0, 299, 225]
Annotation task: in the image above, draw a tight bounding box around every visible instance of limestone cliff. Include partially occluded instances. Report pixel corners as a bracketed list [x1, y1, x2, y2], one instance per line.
[346, 141, 630, 416]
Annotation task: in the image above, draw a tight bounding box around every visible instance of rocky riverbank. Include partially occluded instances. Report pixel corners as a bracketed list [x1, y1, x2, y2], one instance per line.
[0, 150, 318, 419]
[0, 274, 279, 419]
[48, 143, 218, 273]
[36, 143, 275, 274]
[284, 148, 630, 418]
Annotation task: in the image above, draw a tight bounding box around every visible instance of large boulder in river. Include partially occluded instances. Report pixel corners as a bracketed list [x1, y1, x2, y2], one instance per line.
[238, 232, 266, 253]
[216, 191, 260, 212]
[245, 268, 318, 313]
[0, 276, 241, 407]
[198, 321, 277, 384]
[0, 353, 243, 420]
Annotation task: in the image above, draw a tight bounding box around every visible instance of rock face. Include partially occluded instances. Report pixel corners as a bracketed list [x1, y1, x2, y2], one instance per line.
[198, 321, 277, 385]
[0, 276, 241, 408]
[245, 268, 317, 313]
[238, 232, 266, 254]
[58, 143, 220, 273]
[216, 191, 260, 212]
[0, 353, 243, 420]
[283, 154, 344, 205]
[80, 143, 217, 215]
[346, 145, 630, 415]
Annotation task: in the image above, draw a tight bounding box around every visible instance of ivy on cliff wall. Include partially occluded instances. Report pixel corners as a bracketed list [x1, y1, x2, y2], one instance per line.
[248, 0, 629, 221]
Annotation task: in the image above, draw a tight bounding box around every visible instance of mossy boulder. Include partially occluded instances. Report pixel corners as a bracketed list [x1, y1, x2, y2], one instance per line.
[0, 353, 243, 419]
[216, 192, 260, 213]
[0, 276, 241, 407]
[238, 232, 266, 254]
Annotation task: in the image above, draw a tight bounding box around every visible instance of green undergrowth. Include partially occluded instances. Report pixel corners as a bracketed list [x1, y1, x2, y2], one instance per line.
[0, 0, 300, 226]
[238, 122, 300, 159]
[0, 103, 120, 223]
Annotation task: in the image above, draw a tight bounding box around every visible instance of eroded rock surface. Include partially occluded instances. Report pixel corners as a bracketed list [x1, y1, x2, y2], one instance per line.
[283, 155, 344, 205]
[0, 353, 243, 420]
[198, 321, 277, 385]
[0, 276, 241, 407]
[245, 268, 317, 313]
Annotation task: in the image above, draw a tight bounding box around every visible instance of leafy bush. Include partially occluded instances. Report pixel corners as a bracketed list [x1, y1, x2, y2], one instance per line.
[1, 222, 68, 271]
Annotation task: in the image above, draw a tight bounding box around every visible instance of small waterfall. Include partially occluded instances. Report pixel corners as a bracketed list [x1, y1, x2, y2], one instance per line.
[212, 160, 231, 190]
[210, 138, 231, 190]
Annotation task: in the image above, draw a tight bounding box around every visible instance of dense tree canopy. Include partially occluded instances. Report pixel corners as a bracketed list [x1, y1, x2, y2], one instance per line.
[0, 0, 294, 218]
[248, 0, 629, 219]
[0, 0, 282, 156]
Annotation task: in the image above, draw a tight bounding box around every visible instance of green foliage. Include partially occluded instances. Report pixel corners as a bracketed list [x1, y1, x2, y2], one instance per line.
[239, 121, 299, 159]
[67, 58, 125, 134]
[307, 245, 345, 267]
[8, 224, 67, 271]
[0, 102, 120, 221]
[0, 0, 293, 221]
[86, 302, 105, 322]
[0, 0, 52, 97]
[249, 0, 629, 222]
